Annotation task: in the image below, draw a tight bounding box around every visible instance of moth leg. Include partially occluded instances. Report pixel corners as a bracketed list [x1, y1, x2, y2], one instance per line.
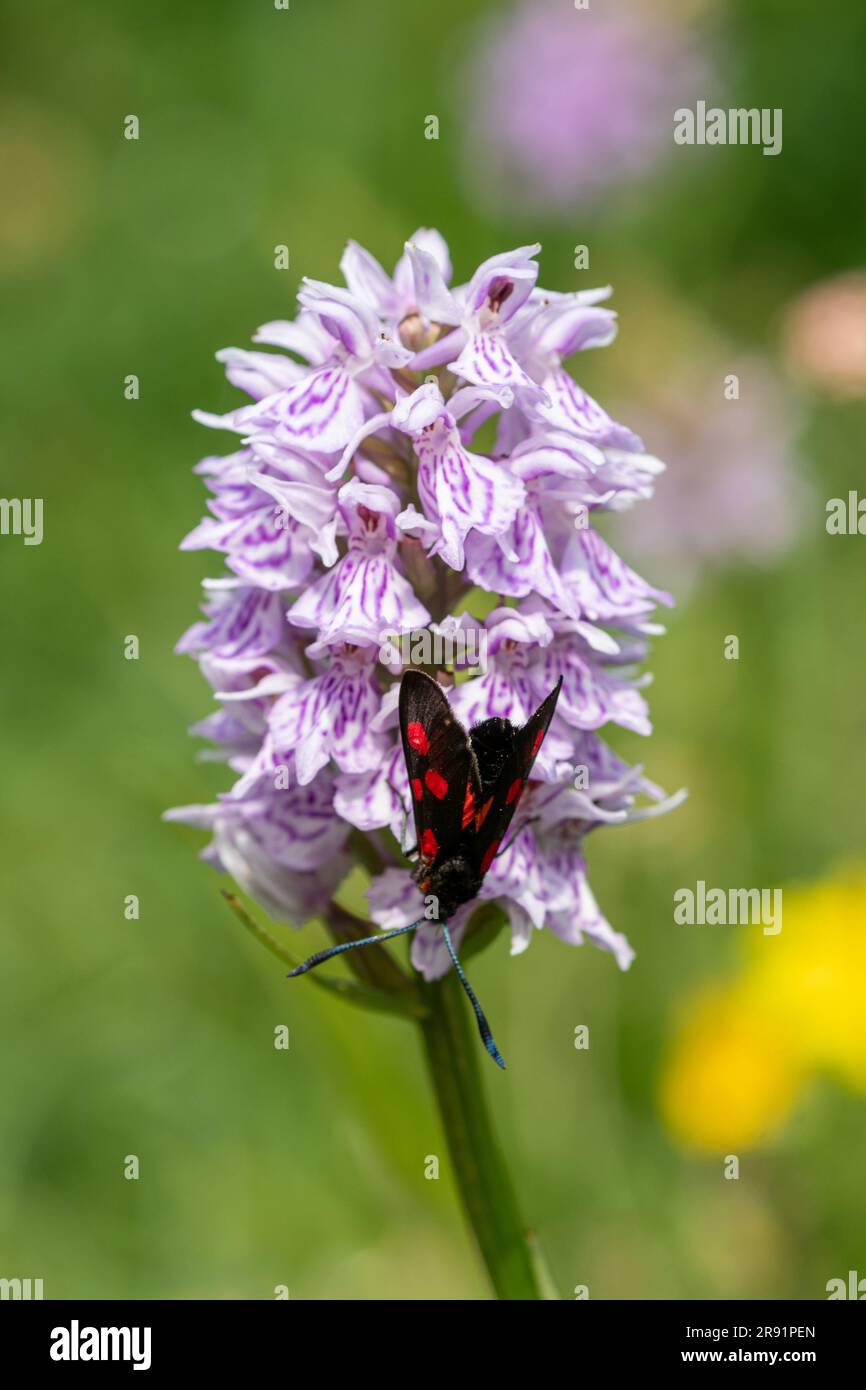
[398, 805, 418, 858]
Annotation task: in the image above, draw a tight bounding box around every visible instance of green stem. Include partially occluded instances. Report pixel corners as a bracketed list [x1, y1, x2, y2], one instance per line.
[223, 889, 556, 1298]
[418, 971, 557, 1300]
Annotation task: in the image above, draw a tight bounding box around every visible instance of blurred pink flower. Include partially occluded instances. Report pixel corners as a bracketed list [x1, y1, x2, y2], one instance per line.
[781, 272, 866, 399]
[460, 0, 708, 214]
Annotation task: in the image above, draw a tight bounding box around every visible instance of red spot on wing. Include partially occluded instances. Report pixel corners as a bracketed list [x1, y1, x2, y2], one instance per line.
[420, 829, 439, 861]
[462, 784, 476, 829]
[411, 777, 423, 802]
[475, 796, 493, 829]
[424, 768, 448, 800]
[531, 728, 544, 757]
[407, 721, 429, 755]
[505, 777, 522, 806]
[480, 840, 500, 875]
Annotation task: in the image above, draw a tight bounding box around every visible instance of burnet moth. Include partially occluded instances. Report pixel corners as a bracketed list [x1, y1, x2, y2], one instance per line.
[289, 669, 563, 1068]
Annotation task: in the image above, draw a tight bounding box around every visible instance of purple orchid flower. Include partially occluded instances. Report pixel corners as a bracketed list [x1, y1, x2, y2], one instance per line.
[168, 232, 682, 988]
[340, 227, 452, 332]
[407, 241, 547, 402]
[289, 479, 431, 653]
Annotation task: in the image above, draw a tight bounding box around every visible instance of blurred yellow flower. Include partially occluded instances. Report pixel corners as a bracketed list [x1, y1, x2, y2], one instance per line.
[659, 868, 866, 1151]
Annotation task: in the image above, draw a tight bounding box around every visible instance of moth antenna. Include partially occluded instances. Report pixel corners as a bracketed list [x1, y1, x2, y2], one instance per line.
[441, 923, 506, 1070]
[287, 920, 422, 977]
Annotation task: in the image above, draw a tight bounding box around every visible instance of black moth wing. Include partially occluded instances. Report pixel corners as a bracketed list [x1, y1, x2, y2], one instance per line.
[468, 677, 563, 880]
[399, 671, 481, 875]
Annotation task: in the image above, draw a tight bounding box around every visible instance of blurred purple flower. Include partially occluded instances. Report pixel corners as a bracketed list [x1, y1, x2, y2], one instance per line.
[168, 234, 682, 976]
[460, 0, 708, 214]
[612, 354, 804, 587]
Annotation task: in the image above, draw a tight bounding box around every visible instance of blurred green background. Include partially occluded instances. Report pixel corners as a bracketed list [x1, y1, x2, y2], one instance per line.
[1, 0, 865, 1299]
